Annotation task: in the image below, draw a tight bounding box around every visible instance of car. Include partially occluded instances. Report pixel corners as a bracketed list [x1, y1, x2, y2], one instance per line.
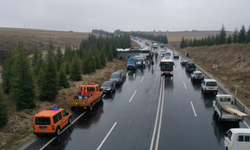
[224, 128, 250, 150]
[201, 79, 218, 94]
[110, 72, 123, 85]
[185, 62, 196, 71]
[160, 44, 164, 48]
[191, 71, 204, 81]
[116, 69, 126, 80]
[100, 81, 116, 94]
[33, 107, 72, 136]
[173, 53, 179, 59]
[180, 58, 188, 65]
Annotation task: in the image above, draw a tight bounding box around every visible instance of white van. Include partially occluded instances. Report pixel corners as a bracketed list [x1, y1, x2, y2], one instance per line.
[224, 128, 250, 150]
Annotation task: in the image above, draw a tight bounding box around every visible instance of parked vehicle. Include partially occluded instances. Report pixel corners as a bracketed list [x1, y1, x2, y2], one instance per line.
[180, 58, 188, 65]
[201, 79, 218, 94]
[224, 128, 250, 150]
[191, 71, 204, 81]
[110, 72, 123, 85]
[33, 107, 72, 136]
[185, 62, 196, 71]
[116, 69, 126, 80]
[100, 81, 116, 94]
[213, 94, 248, 122]
[127, 57, 137, 70]
[66, 83, 103, 111]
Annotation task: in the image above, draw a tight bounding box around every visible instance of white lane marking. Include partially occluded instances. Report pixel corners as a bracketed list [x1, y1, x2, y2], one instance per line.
[179, 73, 182, 77]
[155, 77, 165, 150]
[244, 121, 250, 128]
[39, 112, 86, 150]
[183, 82, 187, 89]
[129, 90, 137, 102]
[96, 122, 117, 150]
[190, 101, 197, 117]
[140, 76, 145, 83]
[150, 77, 163, 150]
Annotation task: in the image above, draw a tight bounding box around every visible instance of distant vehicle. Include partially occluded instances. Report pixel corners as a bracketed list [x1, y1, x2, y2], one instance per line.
[160, 50, 167, 58]
[100, 81, 116, 94]
[33, 107, 72, 136]
[180, 58, 188, 65]
[135, 55, 146, 68]
[213, 94, 248, 122]
[159, 58, 175, 76]
[201, 79, 218, 94]
[127, 57, 137, 70]
[160, 44, 164, 48]
[67, 83, 103, 111]
[153, 43, 158, 49]
[110, 72, 123, 85]
[191, 71, 204, 81]
[224, 128, 250, 150]
[173, 53, 179, 59]
[116, 69, 126, 80]
[185, 62, 196, 71]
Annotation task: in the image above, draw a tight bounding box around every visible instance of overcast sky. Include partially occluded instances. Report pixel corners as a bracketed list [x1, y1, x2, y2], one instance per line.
[0, 0, 250, 32]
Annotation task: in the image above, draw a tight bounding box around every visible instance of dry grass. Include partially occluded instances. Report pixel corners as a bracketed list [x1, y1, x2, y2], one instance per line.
[176, 43, 250, 108]
[0, 65, 2, 72]
[0, 59, 126, 150]
[131, 41, 140, 48]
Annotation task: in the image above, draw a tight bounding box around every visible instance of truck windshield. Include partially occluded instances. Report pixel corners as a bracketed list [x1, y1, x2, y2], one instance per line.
[206, 82, 217, 86]
[127, 60, 135, 64]
[35, 117, 51, 125]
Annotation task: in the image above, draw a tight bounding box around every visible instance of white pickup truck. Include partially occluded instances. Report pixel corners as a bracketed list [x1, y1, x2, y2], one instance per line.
[213, 94, 248, 122]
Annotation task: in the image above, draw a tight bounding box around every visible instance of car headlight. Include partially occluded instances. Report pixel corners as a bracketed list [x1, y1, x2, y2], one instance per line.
[107, 88, 111, 90]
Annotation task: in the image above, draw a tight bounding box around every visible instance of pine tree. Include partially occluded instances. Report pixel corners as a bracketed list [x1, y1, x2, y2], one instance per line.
[238, 25, 246, 43]
[107, 50, 113, 62]
[246, 26, 250, 43]
[56, 47, 63, 71]
[31, 44, 39, 71]
[100, 49, 106, 67]
[11, 41, 36, 110]
[219, 25, 227, 44]
[34, 50, 43, 76]
[39, 40, 58, 101]
[210, 35, 215, 45]
[65, 61, 70, 75]
[233, 29, 238, 43]
[95, 54, 102, 69]
[215, 34, 220, 45]
[37, 68, 45, 87]
[180, 37, 185, 48]
[227, 35, 232, 44]
[70, 53, 82, 81]
[58, 70, 70, 88]
[0, 85, 8, 127]
[2, 50, 15, 94]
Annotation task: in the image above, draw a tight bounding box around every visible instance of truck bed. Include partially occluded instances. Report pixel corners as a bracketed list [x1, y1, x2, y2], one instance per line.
[223, 107, 248, 117]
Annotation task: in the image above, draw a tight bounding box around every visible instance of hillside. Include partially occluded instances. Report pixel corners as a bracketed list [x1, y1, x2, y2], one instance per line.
[176, 44, 250, 108]
[0, 27, 96, 63]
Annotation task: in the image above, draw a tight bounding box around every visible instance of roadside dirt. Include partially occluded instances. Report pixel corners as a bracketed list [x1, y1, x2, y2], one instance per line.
[0, 59, 126, 150]
[176, 44, 250, 109]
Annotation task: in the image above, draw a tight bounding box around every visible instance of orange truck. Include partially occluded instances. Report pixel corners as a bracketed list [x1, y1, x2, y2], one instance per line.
[66, 83, 103, 111]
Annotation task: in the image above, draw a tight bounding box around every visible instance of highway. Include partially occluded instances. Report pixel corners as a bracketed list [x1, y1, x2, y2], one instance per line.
[25, 39, 250, 150]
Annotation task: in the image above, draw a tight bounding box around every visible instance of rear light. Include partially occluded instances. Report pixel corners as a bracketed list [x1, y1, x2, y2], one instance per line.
[204, 88, 206, 91]
[84, 107, 87, 109]
[52, 125, 54, 130]
[217, 88, 219, 91]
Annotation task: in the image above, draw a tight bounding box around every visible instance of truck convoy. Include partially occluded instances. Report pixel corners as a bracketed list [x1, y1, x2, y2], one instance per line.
[66, 83, 103, 111]
[159, 58, 175, 76]
[127, 57, 137, 70]
[213, 94, 248, 122]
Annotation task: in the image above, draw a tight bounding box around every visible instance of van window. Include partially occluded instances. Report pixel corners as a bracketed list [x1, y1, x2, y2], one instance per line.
[96, 87, 99, 92]
[238, 135, 244, 142]
[58, 112, 62, 120]
[245, 136, 250, 142]
[226, 131, 233, 141]
[35, 117, 51, 125]
[62, 110, 67, 117]
[53, 115, 59, 124]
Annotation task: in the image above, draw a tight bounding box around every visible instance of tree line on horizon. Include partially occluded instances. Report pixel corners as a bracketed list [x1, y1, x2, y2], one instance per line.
[180, 25, 250, 48]
[129, 32, 168, 44]
[0, 34, 131, 127]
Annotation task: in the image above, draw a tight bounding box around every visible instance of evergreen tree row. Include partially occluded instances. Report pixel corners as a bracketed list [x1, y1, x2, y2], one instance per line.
[180, 25, 250, 48]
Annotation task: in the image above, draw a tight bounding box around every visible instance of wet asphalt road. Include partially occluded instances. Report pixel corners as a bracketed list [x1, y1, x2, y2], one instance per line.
[25, 40, 250, 150]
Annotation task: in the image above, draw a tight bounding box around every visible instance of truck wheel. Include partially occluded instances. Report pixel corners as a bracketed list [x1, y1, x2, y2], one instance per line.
[68, 117, 72, 124]
[56, 127, 60, 136]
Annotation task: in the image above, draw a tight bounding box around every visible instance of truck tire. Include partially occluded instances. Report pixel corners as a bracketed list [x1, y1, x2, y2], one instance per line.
[56, 127, 60, 136]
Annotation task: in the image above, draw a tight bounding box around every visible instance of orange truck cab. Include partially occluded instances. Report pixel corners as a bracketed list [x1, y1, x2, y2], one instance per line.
[66, 83, 103, 111]
[33, 107, 72, 136]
